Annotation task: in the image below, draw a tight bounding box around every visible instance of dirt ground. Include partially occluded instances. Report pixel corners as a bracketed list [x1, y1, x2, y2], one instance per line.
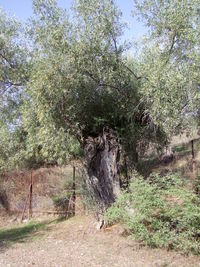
[0, 214, 199, 267]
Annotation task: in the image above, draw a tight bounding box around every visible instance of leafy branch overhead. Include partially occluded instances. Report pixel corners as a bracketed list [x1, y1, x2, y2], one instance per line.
[0, 0, 199, 170]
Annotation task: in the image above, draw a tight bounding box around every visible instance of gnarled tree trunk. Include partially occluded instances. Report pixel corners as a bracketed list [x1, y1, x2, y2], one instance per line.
[83, 130, 121, 218]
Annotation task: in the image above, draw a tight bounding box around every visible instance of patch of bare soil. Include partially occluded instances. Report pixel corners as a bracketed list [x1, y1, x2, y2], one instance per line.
[0, 215, 199, 267]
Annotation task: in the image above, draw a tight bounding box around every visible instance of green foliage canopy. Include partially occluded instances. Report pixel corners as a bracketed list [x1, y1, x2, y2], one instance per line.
[0, 0, 200, 170]
[133, 0, 200, 133]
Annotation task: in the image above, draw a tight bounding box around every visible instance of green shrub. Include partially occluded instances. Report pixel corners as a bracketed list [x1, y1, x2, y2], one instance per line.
[106, 172, 200, 254]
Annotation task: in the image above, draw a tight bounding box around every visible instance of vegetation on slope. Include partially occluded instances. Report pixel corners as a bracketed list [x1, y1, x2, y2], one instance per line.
[106, 172, 200, 254]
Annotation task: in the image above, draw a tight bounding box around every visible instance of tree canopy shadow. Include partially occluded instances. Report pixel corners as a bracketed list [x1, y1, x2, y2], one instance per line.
[0, 220, 54, 253]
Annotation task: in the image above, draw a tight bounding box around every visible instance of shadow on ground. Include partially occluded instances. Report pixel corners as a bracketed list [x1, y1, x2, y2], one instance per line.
[0, 219, 57, 253]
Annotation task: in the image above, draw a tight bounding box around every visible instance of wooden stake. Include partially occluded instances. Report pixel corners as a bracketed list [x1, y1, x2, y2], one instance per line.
[66, 194, 72, 217]
[28, 171, 33, 219]
[191, 140, 196, 174]
[72, 166, 76, 216]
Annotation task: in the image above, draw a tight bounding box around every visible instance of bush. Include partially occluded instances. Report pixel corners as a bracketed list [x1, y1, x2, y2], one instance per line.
[105, 172, 200, 254]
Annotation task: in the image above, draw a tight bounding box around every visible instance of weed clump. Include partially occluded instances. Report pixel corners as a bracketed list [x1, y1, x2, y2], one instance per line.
[106, 172, 200, 254]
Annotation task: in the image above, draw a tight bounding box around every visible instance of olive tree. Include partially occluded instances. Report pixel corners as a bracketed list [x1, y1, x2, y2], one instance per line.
[2, 0, 198, 216]
[26, 0, 151, 214]
[0, 8, 28, 171]
[133, 0, 200, 135]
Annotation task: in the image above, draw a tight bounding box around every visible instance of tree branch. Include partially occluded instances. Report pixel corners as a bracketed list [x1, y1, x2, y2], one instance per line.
[0, 80, 23, 98]
[0, 53, 16, 69]
[84, 71, 124, 94]
[0, 80, 23, 87]
[123, 64, 143, 80]
[164, 32, 177, 65]
[122, 62, 150, 81]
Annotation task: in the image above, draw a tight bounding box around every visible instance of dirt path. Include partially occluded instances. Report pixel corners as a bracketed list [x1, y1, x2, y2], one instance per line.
[0, 215, 199, 267]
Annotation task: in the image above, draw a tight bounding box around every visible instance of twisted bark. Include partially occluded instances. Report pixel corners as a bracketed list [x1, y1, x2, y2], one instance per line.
[83, 130, 121, 216]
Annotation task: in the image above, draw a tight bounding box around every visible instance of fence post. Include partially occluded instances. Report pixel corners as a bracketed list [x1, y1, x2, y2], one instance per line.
[29, 171, 33, 219]
[191, 140, 196, 174]
[72, 166, 76, 216]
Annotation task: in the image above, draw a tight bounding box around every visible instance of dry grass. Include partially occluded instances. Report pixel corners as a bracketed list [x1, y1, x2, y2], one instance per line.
[138, 134, 200, 181]
[0, 165, 79, 219]
[0, 214, 199, 267]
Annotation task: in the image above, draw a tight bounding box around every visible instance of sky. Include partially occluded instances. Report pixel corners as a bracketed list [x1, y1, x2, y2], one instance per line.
[0, 0, 147, 41]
